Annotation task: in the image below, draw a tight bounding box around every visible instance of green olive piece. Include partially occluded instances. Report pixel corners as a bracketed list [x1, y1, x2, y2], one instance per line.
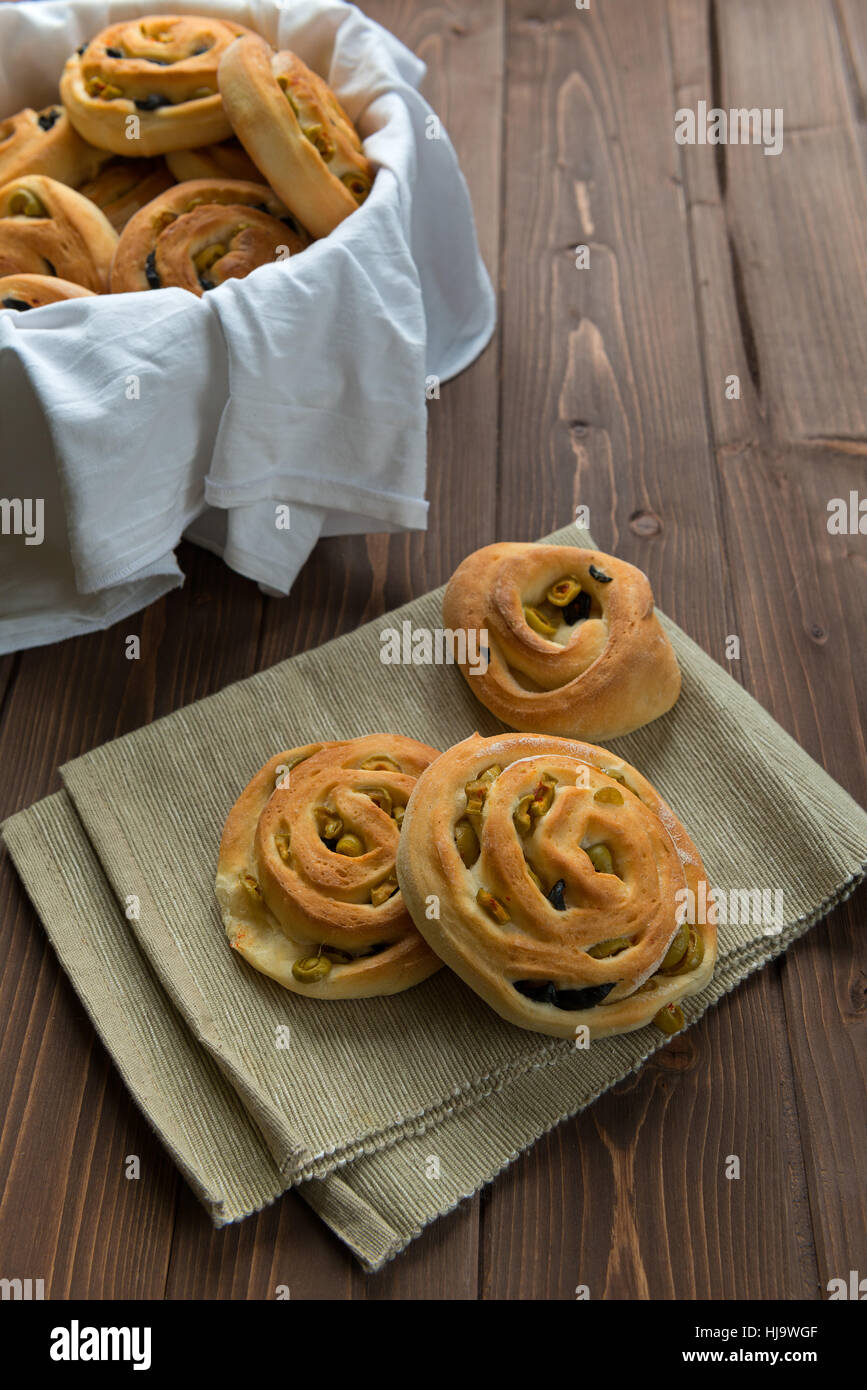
[316, 808, 343, 841]
[370, 879, 398, 907]
[530, 773, 557, 819]
[392, 804, 405, 828]
[193, 242, 225, 274]
[653, 1002, 685, 1035]
[526, 862, 543, 892]
[546, 576, 582, 607]
[8, 188, 45, 217]
[667, 927, 705, 976]
[341, 171, 372, 201]
[477, 888, 510, 924]
[524, 605, 557, 638]
[274, 831, 291, 863]
[478, 764, 502, 784]
[587, 936, 631, 958]
[240, 872, 264, 904]
[513, 794, 533, 835]
[594, 786, 624, 805]
[454, 817, 480, 867]
[587, 844, 615, 875]
[360, 754, 400, 772]
[364, 786, 392, 815]
[335, 833, 364, 857]
[322, 946, 353, 964]
[659, 921, 690, 972]
[464, 778, 489, 814]
[605, 769, 626, 784]
[292, 955, 332, 983]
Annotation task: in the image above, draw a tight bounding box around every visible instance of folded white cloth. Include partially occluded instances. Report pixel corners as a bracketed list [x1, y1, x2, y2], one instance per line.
[0, 0, 495, 653]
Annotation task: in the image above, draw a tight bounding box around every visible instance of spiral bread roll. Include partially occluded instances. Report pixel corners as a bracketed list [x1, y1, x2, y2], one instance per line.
[217, 736, 443, 998]
[397, 733, 716, 1039]
[0, 175, 118, 291]
[218, 35, 374, 239]
[0, 272, 96, 310]
[77, 156, 175, 232]
[111, 178, 308, 295]
[60, 14, 253, 157]
[443, 543, 682, 741]
[165, 138, 260, 184]
[0, 104, 109, 187]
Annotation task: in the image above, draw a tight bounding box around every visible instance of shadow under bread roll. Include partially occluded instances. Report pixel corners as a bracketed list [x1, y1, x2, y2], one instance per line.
[77, 155, 175, 232]
[110, 178, 309, 295]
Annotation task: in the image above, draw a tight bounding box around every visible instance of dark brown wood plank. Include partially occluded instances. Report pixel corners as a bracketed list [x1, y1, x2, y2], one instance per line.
[481, 0, 819, 1299]
[669, 0, 867, 1298]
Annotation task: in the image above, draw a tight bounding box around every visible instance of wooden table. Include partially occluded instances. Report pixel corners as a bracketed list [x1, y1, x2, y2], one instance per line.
[1, 0, 865, 1300]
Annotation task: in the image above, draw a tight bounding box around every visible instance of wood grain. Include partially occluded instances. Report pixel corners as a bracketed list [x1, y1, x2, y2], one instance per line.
[0, 0, 864, 1299]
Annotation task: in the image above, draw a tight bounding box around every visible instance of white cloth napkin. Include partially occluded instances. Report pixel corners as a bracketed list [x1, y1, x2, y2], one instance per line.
[0, 0, 495, 653]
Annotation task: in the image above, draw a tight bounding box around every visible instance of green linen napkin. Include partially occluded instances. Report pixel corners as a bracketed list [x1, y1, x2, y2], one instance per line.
[4, 525, 866, 1270]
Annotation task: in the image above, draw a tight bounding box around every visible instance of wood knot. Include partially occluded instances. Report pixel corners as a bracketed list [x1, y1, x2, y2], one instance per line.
[629, 509, 663, 538]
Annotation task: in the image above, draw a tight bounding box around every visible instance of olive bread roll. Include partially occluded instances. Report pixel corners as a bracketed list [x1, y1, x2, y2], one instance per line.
[217, 736, 443, 998]
[396, 732, 716, 1039]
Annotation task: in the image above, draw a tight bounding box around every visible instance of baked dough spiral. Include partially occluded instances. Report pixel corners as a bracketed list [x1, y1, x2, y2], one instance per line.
[0, 175, 118, 291]
[218, 35, 374, 239]
[60, 14, 252, 157]
[396, 733, 716, 1039]
[216, 736, 444, 999]
[165, 137, 260, 184]
[443, 543, 682, 741]
[0, 272, 95, 310]
[0, 104, 109, 187]
[77, 155, 175, 232]
[111, 178, 308, 295]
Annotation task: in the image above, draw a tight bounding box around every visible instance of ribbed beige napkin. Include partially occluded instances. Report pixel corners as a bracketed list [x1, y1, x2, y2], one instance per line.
[4, 525, 866, 1270]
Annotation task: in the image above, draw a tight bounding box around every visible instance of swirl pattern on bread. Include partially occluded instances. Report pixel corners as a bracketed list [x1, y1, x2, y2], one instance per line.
[397, 732, 716, 1038]
[443, 543, 682, 741]
[216, 736, 443, 998]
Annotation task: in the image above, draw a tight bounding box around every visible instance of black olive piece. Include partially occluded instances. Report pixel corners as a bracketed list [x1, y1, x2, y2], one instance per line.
[144, 250, 161, 289]
[192, 45, 211, 55]
[281, 214, 304, 237]
[513, 979, 617, 1011]
[37, 108, 62, 132]
[76, 44, 86, 55]
[589, 564, 613, 583]
[44, 260, 57, 277]
[199, 277, 216, 292]
[145, 57, 170, 65]
[135, 94, 171, 111]
[546, 878, 566, 911]
[105, 46, 123, 57]
[563, 590, 591, 624]
[2, 296, 33, 312]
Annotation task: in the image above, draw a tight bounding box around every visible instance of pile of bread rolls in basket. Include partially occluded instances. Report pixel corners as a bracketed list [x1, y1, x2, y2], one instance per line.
[0, 12, 373, 311]
[217, 542, 719, 1044]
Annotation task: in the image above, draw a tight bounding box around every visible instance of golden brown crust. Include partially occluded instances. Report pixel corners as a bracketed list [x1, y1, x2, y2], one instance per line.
[396, 732, 716, 1039]
[165, 138, 260, 184]
[216, 736, 444, 999]
[218, 35, 373, 239]
[0, 104, 109, 187]
[77, 155, 175, 232]
[0, 175, 118, 291]
[0, 272, 96, 309]
[60, 14, 253, 157]
[110, 177, 308, 294]
[442, 543, 682, 741]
